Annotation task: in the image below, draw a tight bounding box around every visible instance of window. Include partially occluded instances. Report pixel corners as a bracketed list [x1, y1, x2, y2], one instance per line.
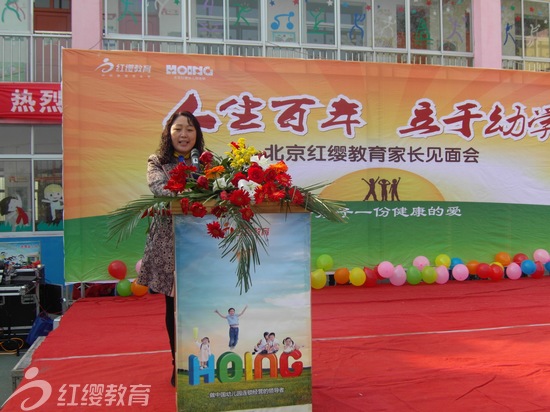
[340, 0, 372, 48]
[228, 0, 260, 41]
[192, 0, 224, 39]
[267, 0, 299, 43]
[305, 0, 335, 45]
[0, 125, 62, 233]
[0, 0, 31, 33]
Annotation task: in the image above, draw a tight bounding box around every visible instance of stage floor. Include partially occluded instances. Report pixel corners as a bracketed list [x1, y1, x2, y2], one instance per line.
[4, 277, 550, 411]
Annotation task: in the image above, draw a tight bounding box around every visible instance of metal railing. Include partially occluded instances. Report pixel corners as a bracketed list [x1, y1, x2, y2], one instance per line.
[0, 32, 71, 83]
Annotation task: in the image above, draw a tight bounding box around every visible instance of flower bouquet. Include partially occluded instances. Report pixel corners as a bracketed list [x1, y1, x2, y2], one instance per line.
[108, 138, 346, 293]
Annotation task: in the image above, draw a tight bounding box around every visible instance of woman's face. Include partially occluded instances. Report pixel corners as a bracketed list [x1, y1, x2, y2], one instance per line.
[170, 115, 197, 155]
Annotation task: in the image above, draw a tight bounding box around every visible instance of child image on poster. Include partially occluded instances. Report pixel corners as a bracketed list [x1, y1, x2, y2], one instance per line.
[283, 337, 301, 353]
[252, 331, 269, 355]
[214, 305, 248, 350]
[195, 337, 211, 369]
[258, 332, 279, 354]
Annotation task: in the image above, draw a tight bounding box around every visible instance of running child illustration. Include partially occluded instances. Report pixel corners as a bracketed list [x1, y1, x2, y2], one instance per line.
[214, 305, 248, 350]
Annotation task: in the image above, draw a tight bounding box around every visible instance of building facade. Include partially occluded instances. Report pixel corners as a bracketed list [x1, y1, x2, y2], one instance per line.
[0, 0, 549, 285]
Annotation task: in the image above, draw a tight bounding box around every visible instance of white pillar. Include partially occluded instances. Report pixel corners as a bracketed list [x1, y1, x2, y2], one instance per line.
[472, 0, 502, 68]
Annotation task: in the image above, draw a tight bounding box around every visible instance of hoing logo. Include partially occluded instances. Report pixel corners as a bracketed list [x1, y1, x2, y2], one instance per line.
[166, 65, 214, 77]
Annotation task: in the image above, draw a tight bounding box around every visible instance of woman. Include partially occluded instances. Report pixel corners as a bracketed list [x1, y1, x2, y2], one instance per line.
[138, 111, 205, 386]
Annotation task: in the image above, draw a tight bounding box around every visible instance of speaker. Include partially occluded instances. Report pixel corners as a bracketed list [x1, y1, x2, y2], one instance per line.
[0, 295, 37, 330]
[39, 284, 64, 315]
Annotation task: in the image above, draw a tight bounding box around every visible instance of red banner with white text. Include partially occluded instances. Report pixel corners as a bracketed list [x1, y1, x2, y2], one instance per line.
[0, 82, 62, 123]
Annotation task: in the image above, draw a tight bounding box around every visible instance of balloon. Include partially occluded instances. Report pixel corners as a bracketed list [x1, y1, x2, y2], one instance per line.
[350, 267, 366, 286]
[413, 256, 430, 271]
[421, 266, 437, 284]
[491, 262, 504, 270]
[108, 260, 127, 280]
[316, 254, 334, 271]
[533, 249, 550, 264]
[531, 261, 545, 279]
[377, 261, 395, 279]
[449, 257, 463, 269]
[506, 262, 522, 280]
[489, 264, 504, 281]
[363, 267, 378, 287]
[545, 261, 550, 273]
[311, 269, 326, 289]
[135, 259, 142, 275]
[521, 259, 536, 275]
[373, 265, 384, 280]
[434, 254, 451, 268]
[452, 264, 469, 281]
[406, 266, 422, 285]
[131, 279, 149, 296]
[494, 252, 511, 266]
[435, 265, 450, 284]
[390, 265, 407, 286]
[465, 260, 479, 275]
[116, 279, 132, 296]
[476, 263, 492, 279]
[513, 253, 529, 265]
[334, 268, 350, 285]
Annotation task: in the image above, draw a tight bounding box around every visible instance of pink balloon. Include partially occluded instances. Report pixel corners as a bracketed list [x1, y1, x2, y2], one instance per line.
[413, 256, 430, 271]
[390, 265, 407, 286]
[377, 261, 395, 279]
[435, 265, 450, 284]
[452, 264, 469, 281]
[506, 262, 522, 280]
[135, 259, 143, 275]
[533, 249, 550, 264]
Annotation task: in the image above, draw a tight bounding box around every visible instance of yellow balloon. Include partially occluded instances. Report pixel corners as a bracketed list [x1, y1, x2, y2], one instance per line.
[311, 269, 326, 289]
[434, 254, 451, 268]
[349, 267, 366, 286]
[491, 261, 504, 269]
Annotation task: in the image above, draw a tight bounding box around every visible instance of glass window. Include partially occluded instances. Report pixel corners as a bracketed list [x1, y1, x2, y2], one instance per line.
[105, 0, 144, 35]
[374, 0, 404, 48]
[340, 0, 372, 48]
[408, 1, 441, 51]
[305, 0, 335, 45]
[0, 160, 32, 233]
[192, 0, 224, 39]
[267, 0, 299, 43]
[156, 0, 182, 37]
[442, 0, 471, 53]
[0, 125, 31, 154]
[0, 0, 31, 33]
[523, 1, 550, 58]
[34, 160, 63, 231]
[34, 125, 62, 154]
[502, 0, 522, 57]
[228, 0, 260, 41]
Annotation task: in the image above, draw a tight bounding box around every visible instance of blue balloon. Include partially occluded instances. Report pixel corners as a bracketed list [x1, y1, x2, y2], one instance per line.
[545, 261, 550, 273]
[521, 259, 536, 275]
[450, 257, 463, 270]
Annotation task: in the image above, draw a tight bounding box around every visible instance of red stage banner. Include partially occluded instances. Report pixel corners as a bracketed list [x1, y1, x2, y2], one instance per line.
[0, 82, 62, 123]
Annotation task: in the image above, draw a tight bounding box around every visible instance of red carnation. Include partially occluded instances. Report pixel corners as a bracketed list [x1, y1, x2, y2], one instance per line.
[179, 198, 190, 214]
[240, 206, 254, 221]
[229, 189, 251, 207]
[247, 165, 265, 184]
[197, 175, 209, 189]
[199, 151, 213, 165]
[164, 179, 186, 193]
[211, 205, 228, 218]
[206, 221, 225, 239]
[231, 171, 247, 187]
[190, 202, 207, 218]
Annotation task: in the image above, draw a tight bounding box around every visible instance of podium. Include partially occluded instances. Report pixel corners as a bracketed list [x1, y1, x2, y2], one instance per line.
[173, 204, 312, 411]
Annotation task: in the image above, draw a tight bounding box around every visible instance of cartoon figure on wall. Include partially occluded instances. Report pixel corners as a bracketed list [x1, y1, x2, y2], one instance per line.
[42, 184, 63, 222]
[0, 194, 29, 231]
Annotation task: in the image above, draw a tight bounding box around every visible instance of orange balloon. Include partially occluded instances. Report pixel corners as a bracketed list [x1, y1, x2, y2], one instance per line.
[465, 260, 479, 275]
[494, 252, 511, 266]
[333, 267, 350, 285]
[131, 280, 149, 297]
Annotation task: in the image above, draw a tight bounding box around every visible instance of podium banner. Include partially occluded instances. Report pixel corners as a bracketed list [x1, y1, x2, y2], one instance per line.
[174, 212, 312, 411]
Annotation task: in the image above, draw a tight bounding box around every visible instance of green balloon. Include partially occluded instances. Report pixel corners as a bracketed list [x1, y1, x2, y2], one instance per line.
[421, 266, 437, 284]
[316, 254, 334, 271]
[407, 266, 422, 285]
[116, 279, 132, 296]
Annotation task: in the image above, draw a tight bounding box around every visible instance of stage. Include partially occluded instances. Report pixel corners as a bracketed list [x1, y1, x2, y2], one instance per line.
[4, 276, 550, 411]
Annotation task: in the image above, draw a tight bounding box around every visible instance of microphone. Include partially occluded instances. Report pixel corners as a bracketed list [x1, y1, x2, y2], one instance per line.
[190, 148, 201, 171]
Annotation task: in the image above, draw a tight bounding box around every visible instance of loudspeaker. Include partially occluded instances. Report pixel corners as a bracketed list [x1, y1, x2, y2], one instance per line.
[39, 284, 64, 314]
[0, 295, 37, 330]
